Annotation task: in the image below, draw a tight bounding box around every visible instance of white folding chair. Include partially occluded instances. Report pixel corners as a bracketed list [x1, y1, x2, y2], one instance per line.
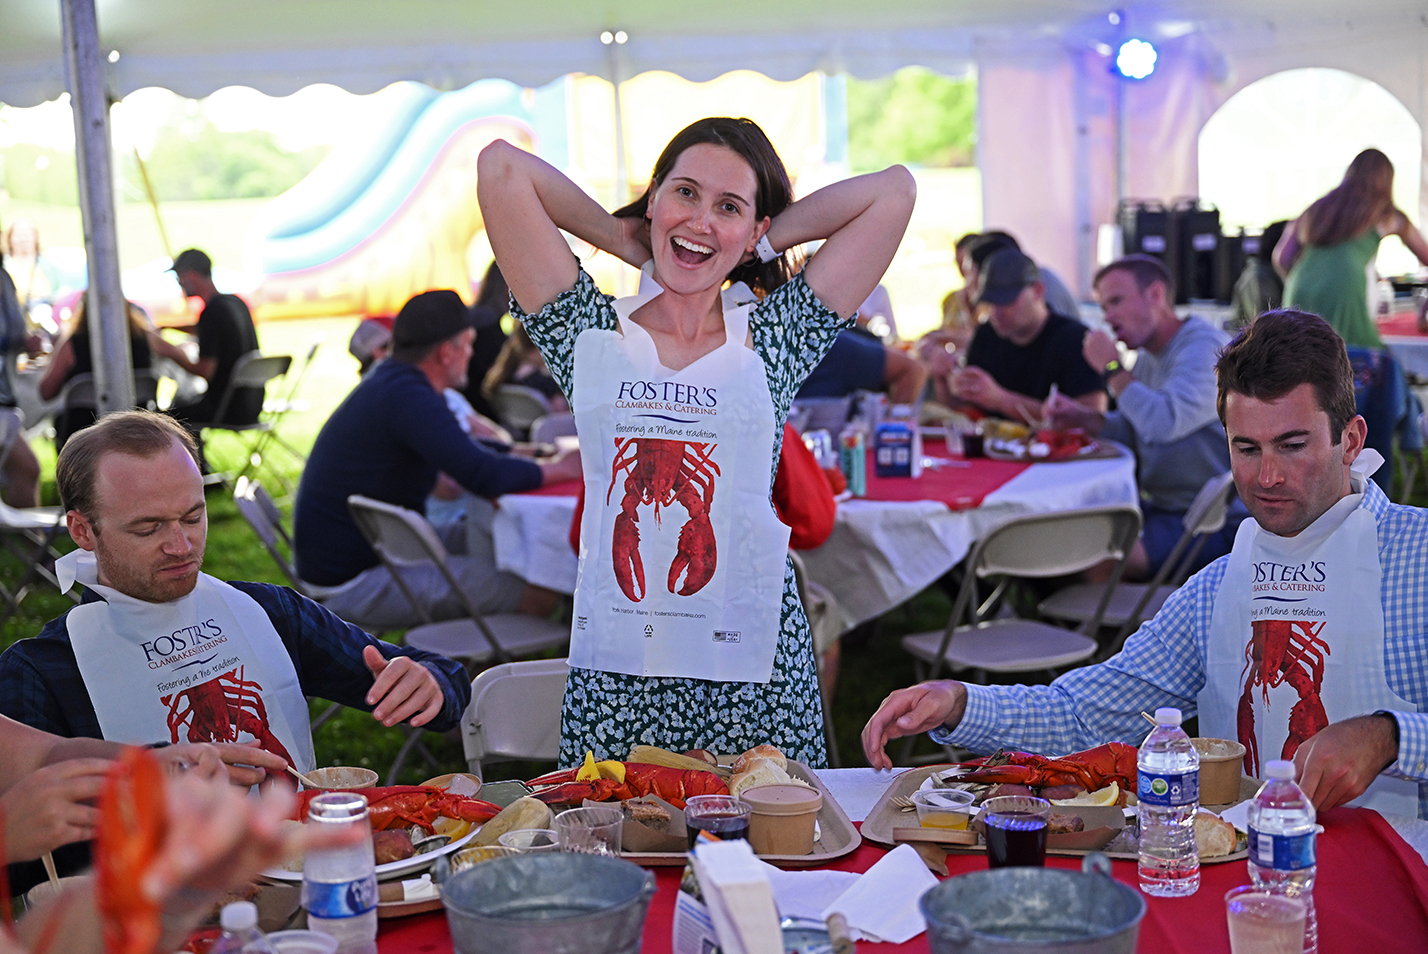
[0, 413, 75, 623]
[345, 495, 569, 666]
[491, 384, 553, 440]
[249, 335, 323, 468]
[461, 657, 569, 779]
[902, 505, 1143, 682]
[1038, 471, 1236, 647]
[528, 412, 577, 446]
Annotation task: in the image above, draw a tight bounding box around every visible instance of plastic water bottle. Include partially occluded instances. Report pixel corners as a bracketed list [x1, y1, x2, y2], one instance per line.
[1137, 706, 1201, 896]
[1248, 760, 1318, 953]
[210, 901, 279, 954]
[302, 792, 378, 954]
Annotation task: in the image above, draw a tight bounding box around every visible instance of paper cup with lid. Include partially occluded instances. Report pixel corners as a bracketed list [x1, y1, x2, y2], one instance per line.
[739, 784, 823, 855]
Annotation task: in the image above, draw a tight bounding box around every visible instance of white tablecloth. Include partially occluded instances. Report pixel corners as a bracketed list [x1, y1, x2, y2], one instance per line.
[1383, 334, 1428, 380]
[492, 448, 1140, 633]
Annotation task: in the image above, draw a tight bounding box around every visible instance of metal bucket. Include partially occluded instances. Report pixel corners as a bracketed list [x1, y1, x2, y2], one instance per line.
[441, 853, 656, 954]
[920, 854, 1146, 954]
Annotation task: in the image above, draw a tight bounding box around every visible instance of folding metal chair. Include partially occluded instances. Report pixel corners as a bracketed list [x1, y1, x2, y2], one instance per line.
[0, 414, 75, 624]
[491, 384, 553, 441]
[461, 657, 569, 779]
[192, 351, 292, 491]
[345, 495, 570, 667]
[248, 335, 322, 469]
[528, 412, 577, 446]
[55, 370, 161, 416]
[1038, 471, 1237, 652]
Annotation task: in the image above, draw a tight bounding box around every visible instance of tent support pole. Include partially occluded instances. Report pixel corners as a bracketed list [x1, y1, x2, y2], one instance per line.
[607, 35, 629, 296]
[60, 0, 135, 417]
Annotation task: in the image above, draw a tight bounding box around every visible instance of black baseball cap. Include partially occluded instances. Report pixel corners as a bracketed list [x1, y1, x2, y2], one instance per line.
[393, 290, 473, 348]
[169, 248, 211, 276]
[975, 248, 1042, 306]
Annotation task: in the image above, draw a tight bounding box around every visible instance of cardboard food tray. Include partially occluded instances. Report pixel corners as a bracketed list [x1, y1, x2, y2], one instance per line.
[863, 766, 1250, 864]
[621, 760, 860, 868]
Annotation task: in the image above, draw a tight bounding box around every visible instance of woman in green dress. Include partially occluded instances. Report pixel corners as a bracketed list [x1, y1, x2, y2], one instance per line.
[476, 119, 914, 767]
[1275, 148, 1428, 348]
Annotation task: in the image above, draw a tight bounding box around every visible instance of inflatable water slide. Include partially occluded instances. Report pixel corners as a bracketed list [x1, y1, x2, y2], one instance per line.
[246, 78, 567, 320]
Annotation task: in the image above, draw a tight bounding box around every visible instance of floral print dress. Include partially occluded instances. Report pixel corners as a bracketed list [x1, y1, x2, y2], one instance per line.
[516, 265, 848, 768]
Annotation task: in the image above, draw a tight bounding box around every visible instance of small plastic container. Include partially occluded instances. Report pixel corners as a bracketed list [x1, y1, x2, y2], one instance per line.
[498, 828, 561, 853]
[1192, 738, 1246, 805]
[265, 931, 339, 954]
[302, 766, 378, 791]
[912, 789, 976, 830]
[739, 784, 823, 855]
[449, 845, 519, 873]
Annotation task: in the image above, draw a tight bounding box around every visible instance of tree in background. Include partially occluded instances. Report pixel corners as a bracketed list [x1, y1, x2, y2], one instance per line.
[127, 118, 327, 201]
[847, 68, 976, 172]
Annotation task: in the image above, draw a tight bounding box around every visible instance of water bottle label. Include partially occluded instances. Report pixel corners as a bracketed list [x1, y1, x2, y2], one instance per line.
[1137, 769, 1198, 807]
[303, 876, 377, 918]
[1248, 828, 1316, 870]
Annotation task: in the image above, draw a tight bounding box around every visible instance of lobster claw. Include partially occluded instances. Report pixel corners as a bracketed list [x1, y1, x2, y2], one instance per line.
[668, 513, 716, 596]
[612, 511, 646, 602]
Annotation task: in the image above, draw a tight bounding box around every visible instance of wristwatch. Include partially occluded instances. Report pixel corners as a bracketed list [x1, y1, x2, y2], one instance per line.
[1100, 359, 1124, 387]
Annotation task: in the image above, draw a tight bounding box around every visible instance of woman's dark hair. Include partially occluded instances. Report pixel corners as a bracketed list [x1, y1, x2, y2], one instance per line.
[614, 117, 795, 296]
[1215, 308, 1356, 442]
[474, 260, 509, 314]
[1300, 148, 1398, 248]
[482, 322, 540, 399]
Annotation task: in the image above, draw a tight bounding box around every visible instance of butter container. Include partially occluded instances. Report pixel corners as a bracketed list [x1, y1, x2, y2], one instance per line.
[739, 784, 824, 855]
[912, 788, 975, 830]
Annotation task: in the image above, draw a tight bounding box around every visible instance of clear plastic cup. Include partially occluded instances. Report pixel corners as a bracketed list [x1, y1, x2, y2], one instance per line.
[981, 795, 1050, 868]
[1225, 886, 1306, 954]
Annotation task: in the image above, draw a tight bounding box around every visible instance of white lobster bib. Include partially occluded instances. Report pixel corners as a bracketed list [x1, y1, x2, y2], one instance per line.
[58, 550, 315, 772]
[1198, 450, 1418, 815]
[568, 266, 791, 683]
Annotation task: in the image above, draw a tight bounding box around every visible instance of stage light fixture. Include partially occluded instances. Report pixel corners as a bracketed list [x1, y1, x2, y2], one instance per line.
[1115, 38, 1157, 79]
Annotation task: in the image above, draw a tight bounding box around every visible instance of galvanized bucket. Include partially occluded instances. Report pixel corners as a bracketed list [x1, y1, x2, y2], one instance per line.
[441, 852, 656, 954]
[919, 854, 1146, 954]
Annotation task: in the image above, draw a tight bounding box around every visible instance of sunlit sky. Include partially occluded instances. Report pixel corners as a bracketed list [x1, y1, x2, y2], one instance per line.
[0, 84, 374, 154]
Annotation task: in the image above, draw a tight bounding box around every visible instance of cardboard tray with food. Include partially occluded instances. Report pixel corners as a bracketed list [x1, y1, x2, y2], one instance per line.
[864, 764, 1252, 865]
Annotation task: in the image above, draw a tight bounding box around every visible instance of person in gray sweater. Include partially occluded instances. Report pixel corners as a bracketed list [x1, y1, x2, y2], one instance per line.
[1046, 254, 1243, 579]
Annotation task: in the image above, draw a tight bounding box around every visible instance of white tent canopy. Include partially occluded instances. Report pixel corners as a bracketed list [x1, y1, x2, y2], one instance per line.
[3, 0, 1426, 298]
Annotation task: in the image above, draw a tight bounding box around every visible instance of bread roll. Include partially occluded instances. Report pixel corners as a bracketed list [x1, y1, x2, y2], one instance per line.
[729, 758, 792, 797]
[1194, 810, 1236, 859]
[732, 744, 787, 775]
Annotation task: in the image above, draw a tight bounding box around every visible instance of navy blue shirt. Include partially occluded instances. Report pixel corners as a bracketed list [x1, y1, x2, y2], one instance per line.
[795, 330, 887, 399]
[0, 580, 470, 892]
[293, 359, 542, 586]
[0, 581, 471, 741]
[965, 311, 1104, 403]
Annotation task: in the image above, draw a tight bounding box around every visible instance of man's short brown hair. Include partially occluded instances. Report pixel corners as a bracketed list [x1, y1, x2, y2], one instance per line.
[1094, 254, 1175, 300]
[57, 411, 200, 521]
[1215, 309, 1356, 442]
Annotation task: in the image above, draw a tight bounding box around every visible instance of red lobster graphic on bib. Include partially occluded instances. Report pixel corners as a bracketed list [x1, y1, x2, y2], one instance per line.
[160, 665, 296, 767]
[606, 438, 719, 602]
[1238, 618, 1331, 776]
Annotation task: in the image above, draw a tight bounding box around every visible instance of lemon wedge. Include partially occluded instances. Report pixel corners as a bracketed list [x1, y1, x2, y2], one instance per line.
[1050, 782, 1119, 807]
[432, 817, 474, 840]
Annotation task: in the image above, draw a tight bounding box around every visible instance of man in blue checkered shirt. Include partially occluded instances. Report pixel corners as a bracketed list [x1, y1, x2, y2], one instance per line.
[864, 309, 1428, 819]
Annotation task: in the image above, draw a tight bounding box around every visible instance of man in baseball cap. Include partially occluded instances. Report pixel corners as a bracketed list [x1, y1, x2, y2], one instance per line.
[295, 289, 580, 628]
[947, 247, 1105, 421]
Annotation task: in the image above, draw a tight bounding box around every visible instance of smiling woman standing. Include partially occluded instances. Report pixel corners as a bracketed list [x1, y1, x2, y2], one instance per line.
[478, 118, 914, 766]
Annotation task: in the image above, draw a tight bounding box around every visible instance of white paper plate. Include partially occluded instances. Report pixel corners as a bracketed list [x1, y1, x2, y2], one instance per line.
[261, 823, 482, 883]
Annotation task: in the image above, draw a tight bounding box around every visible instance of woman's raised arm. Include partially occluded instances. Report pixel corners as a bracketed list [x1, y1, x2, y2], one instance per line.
[477, 140, 649, 313]
[763, 165, 916, 318]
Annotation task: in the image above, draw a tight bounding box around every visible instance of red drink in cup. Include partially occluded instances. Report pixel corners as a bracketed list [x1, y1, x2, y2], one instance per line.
[981, 796, 1051, 868]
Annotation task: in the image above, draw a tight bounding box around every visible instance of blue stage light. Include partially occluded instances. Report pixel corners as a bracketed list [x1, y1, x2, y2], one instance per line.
[1115, 39, 1157, 80]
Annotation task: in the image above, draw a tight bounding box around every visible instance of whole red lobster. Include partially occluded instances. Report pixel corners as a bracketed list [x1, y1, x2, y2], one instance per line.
[296, 786, 501, 834]
[953, 742, 1138, 793]
[96, 747, 168, 954]
[527, 762, 728, 809]
[607, 438, 720, 602]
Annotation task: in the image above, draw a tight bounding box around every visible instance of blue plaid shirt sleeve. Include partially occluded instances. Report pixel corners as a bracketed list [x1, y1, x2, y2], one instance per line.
[931, 482, 1428, 819]
[234, 583, 471, 733]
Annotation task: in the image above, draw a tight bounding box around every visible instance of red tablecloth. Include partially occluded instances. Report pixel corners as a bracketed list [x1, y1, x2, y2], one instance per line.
[1377, 310, 1425, 338]
[375, 807, 1428, 953]
[862, 439, 1030, 510]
